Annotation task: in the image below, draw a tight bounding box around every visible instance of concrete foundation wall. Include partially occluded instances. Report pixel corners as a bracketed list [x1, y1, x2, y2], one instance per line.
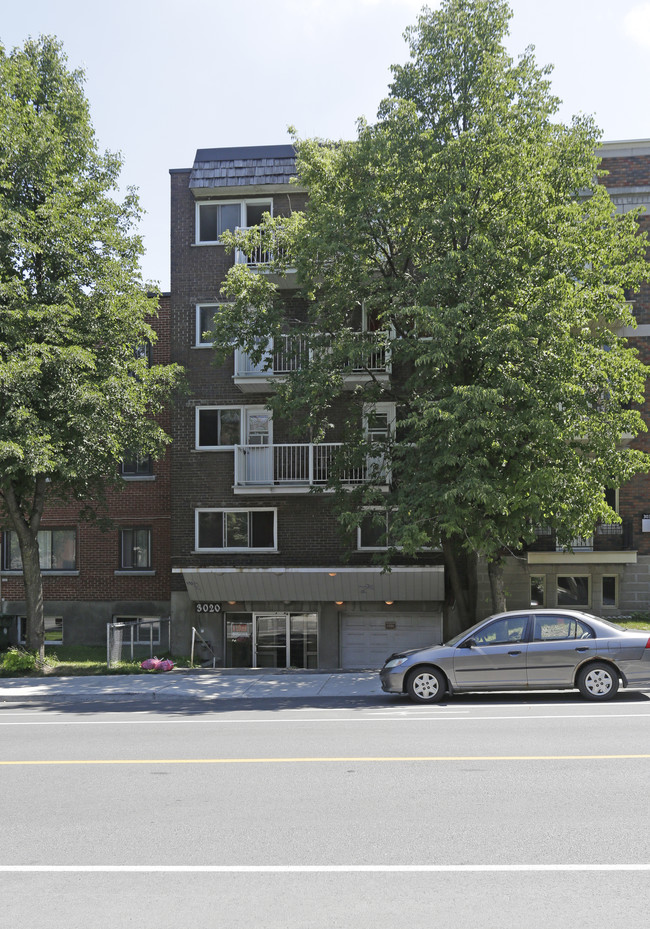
[1, 600, 171, 648]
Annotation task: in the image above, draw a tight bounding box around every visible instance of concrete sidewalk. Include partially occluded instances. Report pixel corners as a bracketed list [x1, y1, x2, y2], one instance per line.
[0, 668, 385, 702]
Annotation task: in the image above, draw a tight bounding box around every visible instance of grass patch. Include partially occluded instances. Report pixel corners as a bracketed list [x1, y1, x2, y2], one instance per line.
[616, 619, 650, 631]
[0, 645, 192, 677]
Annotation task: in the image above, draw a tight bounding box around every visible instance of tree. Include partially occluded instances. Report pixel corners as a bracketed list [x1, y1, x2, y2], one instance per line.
[0, 36, 182, 654]
[212, 0, 650, 630]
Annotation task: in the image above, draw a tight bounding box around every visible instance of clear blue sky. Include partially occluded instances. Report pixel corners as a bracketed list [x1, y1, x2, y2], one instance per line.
[2, 0, 649, 290]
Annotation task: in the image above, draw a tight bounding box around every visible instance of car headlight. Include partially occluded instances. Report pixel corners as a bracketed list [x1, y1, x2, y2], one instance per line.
[384, 656, 409, 669]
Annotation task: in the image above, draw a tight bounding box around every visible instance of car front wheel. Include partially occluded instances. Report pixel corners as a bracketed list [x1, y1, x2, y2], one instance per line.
[406, 666, 447, 704]
[577, 663, 619, 701]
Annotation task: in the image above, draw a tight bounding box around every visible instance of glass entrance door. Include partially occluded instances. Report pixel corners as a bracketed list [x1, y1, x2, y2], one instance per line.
[254, 614, 288, 668]
[252, 613, 318, 668]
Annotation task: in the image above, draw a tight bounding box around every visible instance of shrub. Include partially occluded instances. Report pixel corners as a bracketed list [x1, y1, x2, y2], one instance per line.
[2, 647, 39, 673]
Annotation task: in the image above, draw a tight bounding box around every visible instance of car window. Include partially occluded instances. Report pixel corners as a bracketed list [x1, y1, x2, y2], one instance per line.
[533, 614, 594, 641]
[471, 615, 528, 646]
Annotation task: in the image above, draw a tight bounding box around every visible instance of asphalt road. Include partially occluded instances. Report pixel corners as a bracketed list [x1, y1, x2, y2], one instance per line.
[1, 690, 650, 928]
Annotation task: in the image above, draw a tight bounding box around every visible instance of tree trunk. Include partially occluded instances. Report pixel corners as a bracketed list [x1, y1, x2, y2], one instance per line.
[21, 535, 45, 657]
[442, 535, 478, 635]
[487, 556, 507, 614]
[1, 477, 47, 658]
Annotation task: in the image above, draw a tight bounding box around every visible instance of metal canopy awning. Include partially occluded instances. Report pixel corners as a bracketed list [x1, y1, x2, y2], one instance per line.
[178, 566, 444, 604]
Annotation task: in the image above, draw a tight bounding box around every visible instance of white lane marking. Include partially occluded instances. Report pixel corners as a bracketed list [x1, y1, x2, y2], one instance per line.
[0, 712, 650, 725]
[1, 864, 650, 873]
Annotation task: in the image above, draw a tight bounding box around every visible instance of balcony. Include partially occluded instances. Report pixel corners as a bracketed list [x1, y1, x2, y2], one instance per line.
[233, 443, 388, 493]
[234, 335, 310, 393]
[234, 226, 276, 268]
[233, 332, 391, 393]
[528, 519, 637, 565]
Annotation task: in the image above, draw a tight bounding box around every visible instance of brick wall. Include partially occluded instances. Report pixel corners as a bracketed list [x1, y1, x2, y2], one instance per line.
[1, 294, 172, 606]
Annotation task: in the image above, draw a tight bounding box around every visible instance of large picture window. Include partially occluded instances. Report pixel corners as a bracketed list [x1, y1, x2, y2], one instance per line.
[196, 407, 242, 448]
[196, 509, 276, 551]
[557, 576, 590, 607]
[3, 529, 76, 571]
[196, 199, 272, 244]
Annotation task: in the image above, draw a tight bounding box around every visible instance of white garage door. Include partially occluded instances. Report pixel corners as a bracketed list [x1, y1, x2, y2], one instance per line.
[340, 612, 442, 669]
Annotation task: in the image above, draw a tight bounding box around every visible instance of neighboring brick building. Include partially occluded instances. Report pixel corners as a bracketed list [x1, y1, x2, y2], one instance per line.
[168, 145, 445, 668]
[0, 296, 173, 648]
[495, 140, 650, 618]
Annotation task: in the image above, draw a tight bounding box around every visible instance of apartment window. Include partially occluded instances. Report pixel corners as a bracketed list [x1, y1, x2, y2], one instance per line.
[364, 402, 395, 442]
[121, 455, 153, 478]
[3, 529, 76, 571]
[557, 576, 589, 607]
[134, 343, 153, 366]
[196, 509, 276, 551]
[530, 575, 545, 607]
[358, 510, 391, 550]
[195, 304, 219, 347]
[120, 528, 152, 570]
[602, 576, 617, 607]
[196, 407, 242, 448]
[196, 200, 272, 244]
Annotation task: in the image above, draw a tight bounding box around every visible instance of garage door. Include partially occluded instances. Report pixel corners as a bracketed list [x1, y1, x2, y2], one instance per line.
[340, 612, 442, 669]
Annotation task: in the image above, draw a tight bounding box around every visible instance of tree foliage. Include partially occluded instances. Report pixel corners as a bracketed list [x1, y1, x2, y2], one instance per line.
[0, 36, 182, 652]
[212, 0, 650, 628]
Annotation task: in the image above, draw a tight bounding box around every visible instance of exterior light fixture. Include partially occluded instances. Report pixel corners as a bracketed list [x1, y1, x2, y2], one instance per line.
[328, 572, 337, 577]
[335, 601, 344, 605]
[227, 601, 237, 605]
[385, 600, 394, 605]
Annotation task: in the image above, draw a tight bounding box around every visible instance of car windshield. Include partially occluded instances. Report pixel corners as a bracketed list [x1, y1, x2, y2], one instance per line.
[445, 617, 498, 647]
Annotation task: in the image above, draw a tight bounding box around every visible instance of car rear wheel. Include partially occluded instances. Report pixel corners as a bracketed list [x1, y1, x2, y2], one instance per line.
[577, 663, 619, 701]
[406, 666, 447, 704]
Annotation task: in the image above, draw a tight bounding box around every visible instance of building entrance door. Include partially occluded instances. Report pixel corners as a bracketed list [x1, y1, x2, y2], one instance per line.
[254, 613, 288, 668]
[252, 613, 318, 669]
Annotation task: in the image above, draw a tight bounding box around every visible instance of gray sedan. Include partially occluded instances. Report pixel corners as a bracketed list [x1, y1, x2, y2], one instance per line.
[380, 609, 650, 703]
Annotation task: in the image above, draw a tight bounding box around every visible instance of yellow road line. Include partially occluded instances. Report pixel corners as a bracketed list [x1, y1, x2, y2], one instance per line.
[1, 754, 650, 766]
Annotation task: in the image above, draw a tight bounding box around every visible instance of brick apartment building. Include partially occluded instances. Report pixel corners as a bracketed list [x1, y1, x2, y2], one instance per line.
[3, 141, 650, 663]
[167, 140, 650, 667]
[0, 296, 173, 649]
[494, 140, 650, 619]
[168, 145, 444, 668]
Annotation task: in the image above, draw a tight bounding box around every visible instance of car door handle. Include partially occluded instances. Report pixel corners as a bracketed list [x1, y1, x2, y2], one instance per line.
[575, 646, 590, 652]
[508, 650, 522, 656]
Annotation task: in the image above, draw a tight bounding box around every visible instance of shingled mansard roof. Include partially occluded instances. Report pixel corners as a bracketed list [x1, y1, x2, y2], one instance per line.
[189, 144, 297, 190]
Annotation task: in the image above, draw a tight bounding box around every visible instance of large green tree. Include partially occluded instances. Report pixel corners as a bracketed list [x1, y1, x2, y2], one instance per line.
[0, 36, 181, 654]
[213, 0, 650, 630]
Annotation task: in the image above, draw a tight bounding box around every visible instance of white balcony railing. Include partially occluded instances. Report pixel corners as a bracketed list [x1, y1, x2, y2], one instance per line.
[234, 332, 390, 382]
[556, 536, 594, 552]
[234, 226, 278, 267]
[234, 335, 311, 378]
[234, 443, 387, 489]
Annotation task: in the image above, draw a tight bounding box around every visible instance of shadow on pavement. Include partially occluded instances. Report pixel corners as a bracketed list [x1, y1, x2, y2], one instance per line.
[0, 688, 647, 715]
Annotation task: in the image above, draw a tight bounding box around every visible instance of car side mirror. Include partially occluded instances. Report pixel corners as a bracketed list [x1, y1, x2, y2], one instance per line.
[460, 638, 476, 649]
